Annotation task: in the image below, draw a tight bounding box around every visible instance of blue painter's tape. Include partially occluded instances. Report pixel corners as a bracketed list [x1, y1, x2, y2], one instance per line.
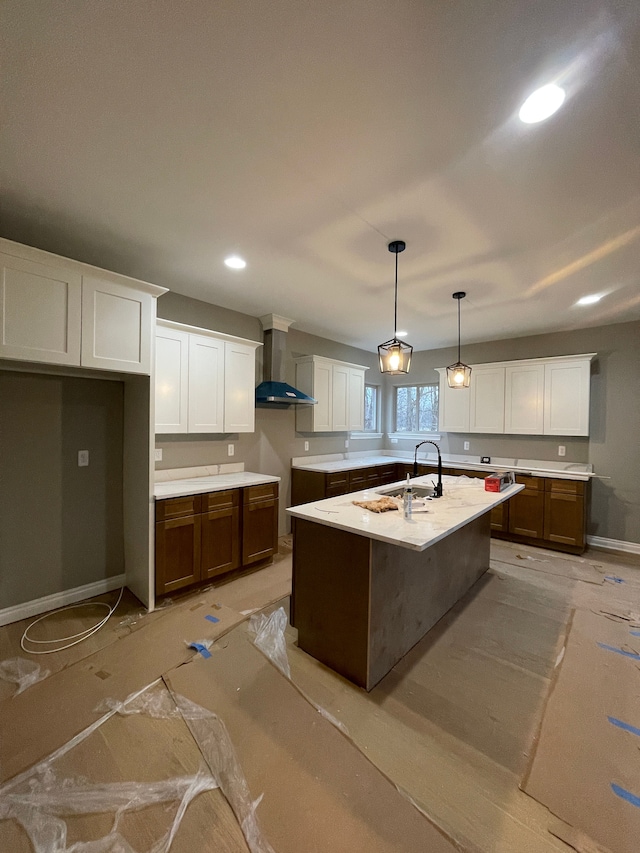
[612, 783, 640, 808]
[630, 630, 640, 638]
[605, 576, 625, 584]
[597, 642, 640, 661]
[205, 614, 220, 623]
[608, 716, 640, 737]
[190, 643, 212, 659]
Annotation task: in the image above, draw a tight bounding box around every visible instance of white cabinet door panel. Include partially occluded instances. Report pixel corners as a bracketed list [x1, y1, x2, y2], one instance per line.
[224, 341, 255, 433]
[332, 364, 350, 431]
[469, 367, 505, 433]
[505, 364, 545, 434]
[438, 373, 470, 432]
[348, 368, 365, 431]
[81, 276, 152, 373]
[0, 253, 82, 365]
[188, 335, 225, 433]
[544, 360, 591, 436]
[155, 328, 189, 433]
[313, 361, 333, 431]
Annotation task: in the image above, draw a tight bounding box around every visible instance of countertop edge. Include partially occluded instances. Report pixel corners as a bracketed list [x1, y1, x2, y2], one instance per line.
[154, 473, 281, 499]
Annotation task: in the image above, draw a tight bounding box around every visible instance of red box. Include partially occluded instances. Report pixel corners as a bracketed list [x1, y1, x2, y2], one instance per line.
[484, 472, 513, 492]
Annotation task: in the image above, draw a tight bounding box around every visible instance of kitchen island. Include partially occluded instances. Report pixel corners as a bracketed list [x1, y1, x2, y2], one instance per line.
[287, 474, 523, 690]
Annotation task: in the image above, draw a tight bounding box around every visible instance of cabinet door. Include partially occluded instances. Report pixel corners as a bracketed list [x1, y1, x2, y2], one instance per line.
[544, 360, 591, 436]
[155, 327, 189, 433]
[508, 477, 545, 539]
[490, 501, 509, 532]
[438, 373, 470, 432]
[155, 514, 201, 595]
[81, 276, 153, 373]
[0, 251, 82, 365]
[224, 340, 256, 433]
[348, 368, 365, 431]
[201, 490, 240, 578]
[242, 484, 278, 565]
[332, 364, 350, 431]
[188, 334, 225, 433]
[544, 480, 585, 548]
[505, 364, 544, 435]
[469, 367, 505, 433]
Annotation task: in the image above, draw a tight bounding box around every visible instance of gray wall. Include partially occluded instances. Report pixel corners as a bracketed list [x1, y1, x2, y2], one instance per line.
[156, 292, 639, 545]
[0, 371, 124, 609]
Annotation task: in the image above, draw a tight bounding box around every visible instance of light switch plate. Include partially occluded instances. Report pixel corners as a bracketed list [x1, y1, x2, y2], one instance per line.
[154, 448, 163, 461]
[228, 443, 235, 457]
[304, 441, 309, 451]
[78, 450, 89, 467]
[463, 441, 470, 451]
[558, 445, 566, 457]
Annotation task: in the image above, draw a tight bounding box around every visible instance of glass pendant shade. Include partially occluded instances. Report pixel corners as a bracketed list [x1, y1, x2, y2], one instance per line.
[378, 338, 413, 375]
[446, 291, 471, 389]
[379, 240, 412, 375]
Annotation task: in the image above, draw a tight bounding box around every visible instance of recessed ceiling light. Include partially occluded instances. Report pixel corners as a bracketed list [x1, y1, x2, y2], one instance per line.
[576, 294, 602, 306]
[396, 330, 408, 337]
[519, 84, 566, 124]
[224, 255, 246, 270]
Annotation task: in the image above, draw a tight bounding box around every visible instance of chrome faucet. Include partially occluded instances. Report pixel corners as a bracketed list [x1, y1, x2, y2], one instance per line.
[413, 440, 443, 498]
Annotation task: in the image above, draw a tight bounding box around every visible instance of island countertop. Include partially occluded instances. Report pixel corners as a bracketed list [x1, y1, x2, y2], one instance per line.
[287, 474, 523, 552]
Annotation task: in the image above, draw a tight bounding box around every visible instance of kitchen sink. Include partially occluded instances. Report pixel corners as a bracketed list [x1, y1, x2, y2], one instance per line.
[376, 484, 435, 499]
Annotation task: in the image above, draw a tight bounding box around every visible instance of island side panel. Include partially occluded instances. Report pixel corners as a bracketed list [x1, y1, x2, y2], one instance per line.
[368, 512, 491, 690]
[291, 518, 372, 689]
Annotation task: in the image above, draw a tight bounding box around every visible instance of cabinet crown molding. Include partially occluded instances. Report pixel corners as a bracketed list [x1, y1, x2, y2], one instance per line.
[294, 354, 369, 371]
[435, 353, 596, 373]
[157, 318, 262, 348]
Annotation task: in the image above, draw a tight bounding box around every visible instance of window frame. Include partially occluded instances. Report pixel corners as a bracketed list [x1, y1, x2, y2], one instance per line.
[392, 382, 440, 436]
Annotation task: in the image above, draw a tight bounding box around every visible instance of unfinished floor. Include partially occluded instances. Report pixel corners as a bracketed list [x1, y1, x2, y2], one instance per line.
[1, 536, 638, 852]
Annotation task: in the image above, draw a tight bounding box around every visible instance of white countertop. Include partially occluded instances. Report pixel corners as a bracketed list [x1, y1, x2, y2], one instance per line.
[287, 474, 524, 552]
[155, 471, 280, 499]
[291, 452, 594, 481]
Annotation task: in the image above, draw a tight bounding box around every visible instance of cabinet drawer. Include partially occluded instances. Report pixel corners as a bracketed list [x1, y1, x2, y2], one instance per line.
[202, 489, 240, 511]
[514, 474, 544, 491]
[155, 494, 201, 521]
[546, 478, 585, 496]
[348, 468, 369, 488]
[377, 464, 398, 484]
[243, 482, 278, 504]
[326, 471, 349, 488]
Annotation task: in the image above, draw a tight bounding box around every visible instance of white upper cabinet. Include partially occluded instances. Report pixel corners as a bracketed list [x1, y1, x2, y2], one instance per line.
[437, 354, 595, 436]
[0, 239, 166, 374]
[155, 326, 189, 433]
[505, 363, 545, 435]
[295, 355, 368, 432]
[81, 276, 153, 373]
[544, 359, 591, 436]
[469, 366, 505, 433]
[224, 340, 256, 433]
[437, 370, 470, 432]
[155, 320, 260, 434]
[188, 335, 225, 433]
[0, 250, 82, 365]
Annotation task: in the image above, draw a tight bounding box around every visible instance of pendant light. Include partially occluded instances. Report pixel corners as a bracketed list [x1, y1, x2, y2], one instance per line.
[446, 291, 471, 388]
[378, 240, 413, 375]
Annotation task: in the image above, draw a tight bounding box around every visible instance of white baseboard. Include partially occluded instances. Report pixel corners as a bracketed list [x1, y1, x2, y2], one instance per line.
[0, 574, 126, 628]
[587, 535, 640, 557]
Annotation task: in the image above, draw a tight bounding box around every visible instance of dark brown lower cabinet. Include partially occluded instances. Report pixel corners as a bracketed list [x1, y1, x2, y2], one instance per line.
[155, 484, 278, 596]
[201, 490, 240, 580]
[508, 475, 545, 539]
[490, 501, 509, 533]
[242, 483, 279, 565]
[544, 479, 585, 549]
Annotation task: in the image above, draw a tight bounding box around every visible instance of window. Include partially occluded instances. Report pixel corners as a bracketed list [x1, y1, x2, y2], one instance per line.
[395, 384, 439, 432]
[364, 384, 379, 432]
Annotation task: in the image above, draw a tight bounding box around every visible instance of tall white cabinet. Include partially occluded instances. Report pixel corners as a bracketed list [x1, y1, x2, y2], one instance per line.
[294, 355, 368, 432]
[0, 238, 159, 374]
[155, 319, 261, 434]
[437, 354, 595, 436]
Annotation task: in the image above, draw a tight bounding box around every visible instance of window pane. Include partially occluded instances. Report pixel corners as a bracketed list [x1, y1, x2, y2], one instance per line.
[395, 384, 438, 432]
[364, 385, 378, 431]
[418, 384, 439, 431]
[396, 386, 417, 431]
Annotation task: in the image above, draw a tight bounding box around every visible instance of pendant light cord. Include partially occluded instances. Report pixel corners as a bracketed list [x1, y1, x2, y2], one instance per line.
[457, 296, 461, 363]
[393, 249, 398, 337]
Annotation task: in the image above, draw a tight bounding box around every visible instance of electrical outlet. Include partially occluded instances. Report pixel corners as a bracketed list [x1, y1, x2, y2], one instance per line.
[345, 440, 349, 449]
[154, 448, 163, 462]
[390, 438, 398, 444]
[463, 441, 470, 451]
[227, 443, 234, 457]
[481, 456, 491, 464]
[304, 441, 309, 451]
[558, 445, 566, 457]
[78, 450, 89, 467]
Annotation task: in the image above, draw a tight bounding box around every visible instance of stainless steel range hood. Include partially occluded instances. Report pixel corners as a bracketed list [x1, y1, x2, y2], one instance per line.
[255, 315, 316, 407]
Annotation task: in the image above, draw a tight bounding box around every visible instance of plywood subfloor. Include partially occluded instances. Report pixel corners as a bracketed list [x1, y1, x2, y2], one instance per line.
[1, 535, 638, 852]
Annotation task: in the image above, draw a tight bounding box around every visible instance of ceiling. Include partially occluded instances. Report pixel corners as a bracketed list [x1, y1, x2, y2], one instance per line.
[2, 0, 640, 352]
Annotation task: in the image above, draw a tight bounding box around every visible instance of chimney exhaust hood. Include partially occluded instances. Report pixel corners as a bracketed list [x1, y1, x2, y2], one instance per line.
[255, 315, 316, 407]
